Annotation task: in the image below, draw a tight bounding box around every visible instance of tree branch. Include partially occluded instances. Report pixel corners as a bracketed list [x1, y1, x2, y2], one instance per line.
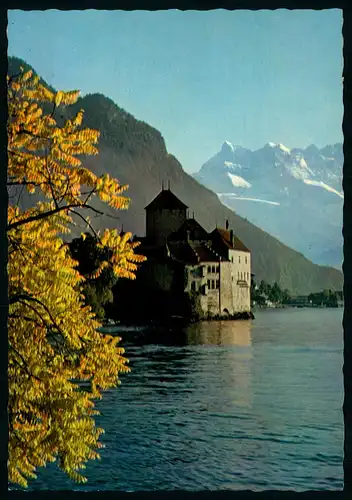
[10, 292, 85, 359]
[83, 187, 97, 205]
[9, 293, 60, 331]
[17, 126, 52, 142]
[68, 208, 102, 242]
[7, 203, 104, 231]
[57, 177, 72, 205]
[44, 150, 59, 209]
[7, 180, 49, 187]
[9, 343, 43, 382]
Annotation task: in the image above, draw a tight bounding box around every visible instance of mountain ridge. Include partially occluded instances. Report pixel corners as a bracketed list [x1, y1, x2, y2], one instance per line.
[7, 56, 343, 295]
[193, 140, 343, 269]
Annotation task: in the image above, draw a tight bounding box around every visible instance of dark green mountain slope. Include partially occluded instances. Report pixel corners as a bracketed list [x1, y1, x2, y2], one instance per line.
[8, 56, 343, 295]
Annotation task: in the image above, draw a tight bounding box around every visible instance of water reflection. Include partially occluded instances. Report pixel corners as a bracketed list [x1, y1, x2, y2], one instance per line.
[183, 320, 254, 410]
[23, 309, 343, 491]
[186, 320, 253, 347]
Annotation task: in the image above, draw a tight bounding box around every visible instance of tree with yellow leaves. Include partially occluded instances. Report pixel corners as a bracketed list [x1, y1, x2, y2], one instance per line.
[7, 67, 146, 487]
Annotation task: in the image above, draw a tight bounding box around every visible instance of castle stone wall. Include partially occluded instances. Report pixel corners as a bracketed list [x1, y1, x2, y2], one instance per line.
[146, 208, 186, 246]
[220, 261, 234, 314]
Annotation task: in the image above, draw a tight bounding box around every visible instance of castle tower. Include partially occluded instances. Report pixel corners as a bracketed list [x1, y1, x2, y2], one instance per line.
[145, 188, 188, 246]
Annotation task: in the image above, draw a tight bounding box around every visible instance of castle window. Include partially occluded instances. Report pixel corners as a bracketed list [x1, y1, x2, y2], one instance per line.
[207, 266, 211, 273]
[212, 280, 215, 289]
[207, 279, 210, 288]
[239, 256, 241, 263]
[231, 256, 234, 263]
[216, 280, 220, 289]
[191, 281, 196, 292]
[216, 265, 220, 272]
[212, 265, 216, 273]
[245, 256, 248, 264]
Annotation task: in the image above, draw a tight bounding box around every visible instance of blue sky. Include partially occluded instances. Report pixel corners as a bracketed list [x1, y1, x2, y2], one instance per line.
[8, 9, 343, 172]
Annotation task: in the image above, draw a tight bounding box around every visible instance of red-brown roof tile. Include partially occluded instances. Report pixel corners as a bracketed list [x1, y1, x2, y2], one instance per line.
[211, 228, 250, 253]
[192, 244, 219, 263]
[168, 242, 198, 264]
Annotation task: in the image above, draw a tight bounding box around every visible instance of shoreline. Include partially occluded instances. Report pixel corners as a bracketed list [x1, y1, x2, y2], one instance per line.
[102, 305, 343, 330]
[103, 310, 255, 330]
[252, 303, 343, 310]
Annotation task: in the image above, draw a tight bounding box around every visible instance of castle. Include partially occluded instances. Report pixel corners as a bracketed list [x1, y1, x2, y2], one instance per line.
[138, 187, 251, 317]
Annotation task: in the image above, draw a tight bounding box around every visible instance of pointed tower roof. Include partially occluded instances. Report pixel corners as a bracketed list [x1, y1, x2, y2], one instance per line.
[145, 189, 188, 211]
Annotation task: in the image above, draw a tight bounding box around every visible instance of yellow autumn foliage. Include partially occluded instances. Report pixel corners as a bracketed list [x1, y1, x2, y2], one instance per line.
[7, 67, 146, 487]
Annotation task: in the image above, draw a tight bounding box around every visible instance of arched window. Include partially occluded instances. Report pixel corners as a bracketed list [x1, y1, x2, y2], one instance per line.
[239, 256, 241, 264]
[212, 280, 215, 289]
[207, 265, 211, 273]
[245, 256, 248, 264]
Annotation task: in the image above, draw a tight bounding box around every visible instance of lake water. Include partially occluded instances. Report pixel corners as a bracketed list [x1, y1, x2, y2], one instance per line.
[24, 308, 343, 491]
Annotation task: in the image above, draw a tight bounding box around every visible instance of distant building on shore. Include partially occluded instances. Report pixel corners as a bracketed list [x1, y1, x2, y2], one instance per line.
[138, 187, 251, 317]
[286, 296, 312, 307]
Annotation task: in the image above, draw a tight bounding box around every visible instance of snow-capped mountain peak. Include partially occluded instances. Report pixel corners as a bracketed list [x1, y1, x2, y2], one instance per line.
[193, 141, 343, 268]
[265, 142, 291, 154]
[277, 143, 291, 154]
[227, 172, 252, 189]
[303, 179, 344, 199]
[224, 161, 242, 170]
[222, 141, 235, 153]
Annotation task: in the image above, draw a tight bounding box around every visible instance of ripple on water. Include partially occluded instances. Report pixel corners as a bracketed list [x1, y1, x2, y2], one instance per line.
[20, 309, 343, 491]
